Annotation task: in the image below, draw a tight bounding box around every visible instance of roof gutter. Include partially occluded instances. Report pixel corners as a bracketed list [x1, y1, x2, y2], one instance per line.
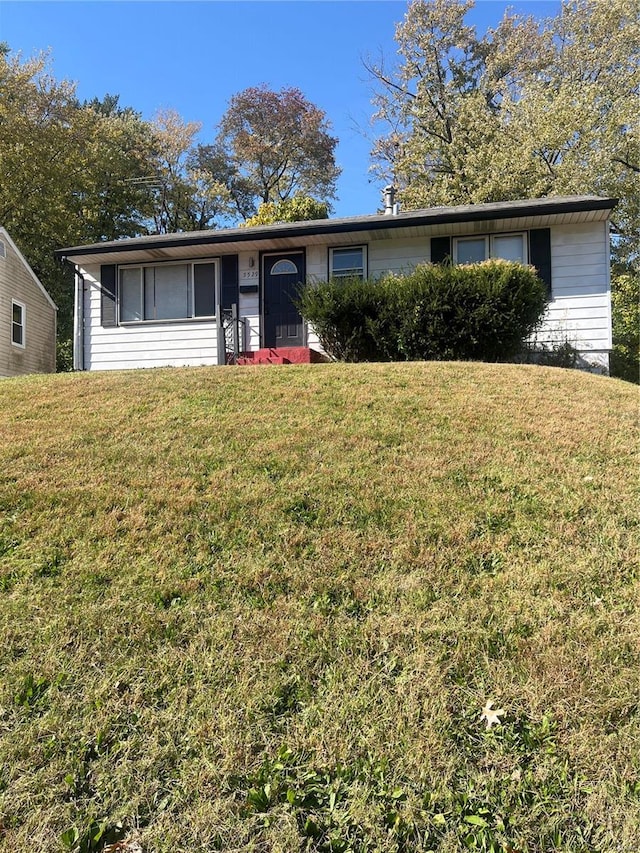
[56, 196, 618, 260]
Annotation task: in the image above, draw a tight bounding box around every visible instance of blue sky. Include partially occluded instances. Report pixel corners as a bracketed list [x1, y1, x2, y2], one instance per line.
[1, 0, 560, 218]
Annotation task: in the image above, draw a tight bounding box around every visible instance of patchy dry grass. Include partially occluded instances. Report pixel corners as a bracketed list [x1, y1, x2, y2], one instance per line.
[0, 362, 638, 852]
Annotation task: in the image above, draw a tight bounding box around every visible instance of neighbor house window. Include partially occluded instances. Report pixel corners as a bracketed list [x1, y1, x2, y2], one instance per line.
[119, 261, 217, 323]
[330, 246, 367, 279]
[454, 233, 527, 265]
[11, 300, 25, 347]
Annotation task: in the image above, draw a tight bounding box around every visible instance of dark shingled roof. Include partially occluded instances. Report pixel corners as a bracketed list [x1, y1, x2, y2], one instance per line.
[57, 195, 617, 259]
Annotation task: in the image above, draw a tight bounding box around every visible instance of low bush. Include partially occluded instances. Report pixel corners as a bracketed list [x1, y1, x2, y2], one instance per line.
[516, 339, 582, 370]
[298, 260, 547, 363]
[56, 337, 74, 372]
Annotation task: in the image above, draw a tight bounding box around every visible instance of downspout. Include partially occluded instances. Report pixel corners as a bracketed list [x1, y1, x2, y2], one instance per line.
[62, 258, 85, 371]
[605, 217, 612, 370]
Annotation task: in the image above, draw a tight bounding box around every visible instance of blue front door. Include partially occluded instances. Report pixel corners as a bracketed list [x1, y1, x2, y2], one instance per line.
[263, 252, 305, 348]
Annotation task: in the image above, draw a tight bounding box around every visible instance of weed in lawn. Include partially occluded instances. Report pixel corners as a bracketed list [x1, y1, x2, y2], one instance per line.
[13, 673, 53, 710]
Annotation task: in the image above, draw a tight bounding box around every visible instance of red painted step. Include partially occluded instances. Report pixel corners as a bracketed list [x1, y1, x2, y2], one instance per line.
[236, 347, 327, 365]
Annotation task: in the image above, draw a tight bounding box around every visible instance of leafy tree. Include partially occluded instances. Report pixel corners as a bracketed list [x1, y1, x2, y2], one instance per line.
[145, 109, 208, 234]
[367, 0, 639, 261]
[0, 49, 157, 345]
[75, 95, 157, 242]
[189, 141, 256, 224]
[610, 269, 639, 383]
[213, 85, 340, 218]
[242, 195, 329, 227]
[145, 110, 260, 234]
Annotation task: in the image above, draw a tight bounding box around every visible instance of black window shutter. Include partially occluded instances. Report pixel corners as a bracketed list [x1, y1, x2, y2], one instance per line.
[101, 265, 117, 327]
[220, 255, 239, 312]
[529, 229, 552, 297]
[431, 236, 452, 264]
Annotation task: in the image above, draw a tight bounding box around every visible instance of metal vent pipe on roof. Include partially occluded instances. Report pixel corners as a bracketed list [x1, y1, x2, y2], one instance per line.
[383, 185, 397, 215]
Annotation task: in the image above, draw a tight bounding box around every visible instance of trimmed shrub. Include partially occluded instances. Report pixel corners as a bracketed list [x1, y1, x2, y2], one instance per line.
[296, 275, 389, 362]
[298, 260, 547, 363]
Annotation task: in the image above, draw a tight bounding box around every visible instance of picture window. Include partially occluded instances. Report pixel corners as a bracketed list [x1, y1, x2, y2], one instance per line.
[119, 261, 217, 323]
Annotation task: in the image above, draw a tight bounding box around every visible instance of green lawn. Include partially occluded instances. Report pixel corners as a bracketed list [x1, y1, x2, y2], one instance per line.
[0, 362, 638, 853]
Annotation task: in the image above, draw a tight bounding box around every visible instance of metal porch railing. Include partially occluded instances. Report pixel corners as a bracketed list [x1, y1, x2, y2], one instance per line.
[222, 304, 247, 364]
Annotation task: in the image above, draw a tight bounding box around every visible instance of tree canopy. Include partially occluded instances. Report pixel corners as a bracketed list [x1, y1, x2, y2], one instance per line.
[213, 85, 341, 219]
[242, 195, 330, 228]
[367, 0, 639, 260]
[0, 52, 340, 355]
[0, 50, 157, 342]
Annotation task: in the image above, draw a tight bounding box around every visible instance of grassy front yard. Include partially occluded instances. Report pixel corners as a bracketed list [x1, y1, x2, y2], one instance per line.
[0, 362, 638, 852]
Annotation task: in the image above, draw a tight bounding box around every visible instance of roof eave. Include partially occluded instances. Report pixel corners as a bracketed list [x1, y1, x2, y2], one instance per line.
[56, 196, 618, 261]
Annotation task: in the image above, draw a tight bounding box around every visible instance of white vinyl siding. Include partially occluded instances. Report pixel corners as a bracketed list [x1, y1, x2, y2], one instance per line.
[238, 252, 260, 352]
[305, 247, 323, 353]
[75, 220, 612, 373]
[370, 237, 427, 276]
[533, 222, 611, 358]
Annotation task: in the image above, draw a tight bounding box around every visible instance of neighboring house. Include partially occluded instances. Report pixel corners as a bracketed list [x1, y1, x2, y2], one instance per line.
[0, 228, 57, 378]
[57, 195, 616, 373]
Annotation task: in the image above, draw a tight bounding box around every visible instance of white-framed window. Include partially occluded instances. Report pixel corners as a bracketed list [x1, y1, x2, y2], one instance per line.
[455, 236, 488, 265]
[119, 260, 218, 323]
[11, 300, 25, 348]
[0, 240, 6, 259]
[454, 233, 527, 265]
[329, 246, 367, 280]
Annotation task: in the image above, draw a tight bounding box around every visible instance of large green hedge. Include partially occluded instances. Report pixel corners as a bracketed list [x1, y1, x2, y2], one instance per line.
[298, 260, 548, 363]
